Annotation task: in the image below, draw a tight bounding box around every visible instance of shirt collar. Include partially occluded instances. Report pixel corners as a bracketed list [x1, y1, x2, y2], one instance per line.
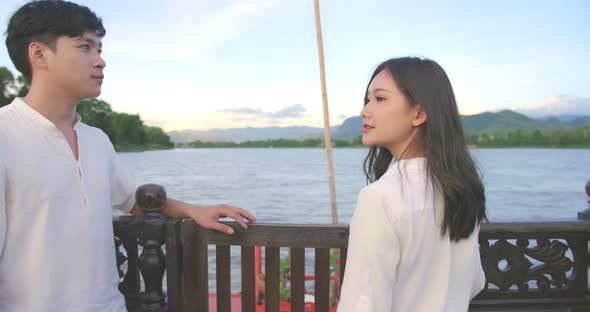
[13, 97, 83, 134]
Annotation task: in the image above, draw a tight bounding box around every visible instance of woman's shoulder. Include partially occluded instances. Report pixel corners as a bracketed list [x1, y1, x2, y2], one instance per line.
[357, 177, 406, 225]
[360, 170, 415, 202]
[357, 169, 430, 224]
[361, 174, 402, 198]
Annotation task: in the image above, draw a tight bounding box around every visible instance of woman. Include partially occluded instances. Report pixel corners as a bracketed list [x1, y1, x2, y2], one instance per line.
[338, 57, 487, 312]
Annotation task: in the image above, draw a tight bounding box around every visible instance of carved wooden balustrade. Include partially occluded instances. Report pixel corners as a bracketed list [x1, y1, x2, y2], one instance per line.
[113, 180, 590, 311]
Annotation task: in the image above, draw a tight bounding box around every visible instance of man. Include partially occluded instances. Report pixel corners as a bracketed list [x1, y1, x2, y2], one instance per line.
[0, 1, 255, 311]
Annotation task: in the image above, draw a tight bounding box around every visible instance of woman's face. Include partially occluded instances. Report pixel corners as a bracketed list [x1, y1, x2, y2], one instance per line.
[361, 69, 425, 157]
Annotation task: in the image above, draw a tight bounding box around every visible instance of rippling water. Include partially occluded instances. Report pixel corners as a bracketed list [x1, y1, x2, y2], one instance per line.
[120, 148, 590, 222]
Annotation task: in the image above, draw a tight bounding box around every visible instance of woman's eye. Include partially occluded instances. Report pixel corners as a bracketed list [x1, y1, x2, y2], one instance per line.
[376, 96, 385, 102]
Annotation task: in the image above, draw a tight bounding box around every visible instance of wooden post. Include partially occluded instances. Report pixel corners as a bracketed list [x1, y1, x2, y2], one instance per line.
[313, 0, 338, 226]
[114, 216, 141, 310]
[577, 180, 590, 220]
[129, 184, 168, 311]
[313, 1, 340, 305]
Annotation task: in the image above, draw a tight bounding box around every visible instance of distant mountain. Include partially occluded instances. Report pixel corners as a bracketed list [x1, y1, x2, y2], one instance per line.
[169, 126, 328, 143]
[570, 116, 590, 127]
[462, 110, 590, 134]
[333, 115, 363, 139]
[538, 114, 589, 122]
[461, 110, 558, 134]
[169, 110, 590, 143]
[332, 110, 590, 139]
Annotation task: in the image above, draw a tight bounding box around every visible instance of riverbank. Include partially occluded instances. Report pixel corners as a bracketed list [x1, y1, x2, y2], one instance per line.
[175, 142, 590, 149]
[176, 124, 590, 149]
[115, 143, 174, 152]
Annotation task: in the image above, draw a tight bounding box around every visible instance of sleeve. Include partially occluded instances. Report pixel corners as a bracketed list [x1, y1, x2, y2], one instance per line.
[0, 161, 7, 256]
[107, 140, 137, 214]
[337, 187, 400, 312]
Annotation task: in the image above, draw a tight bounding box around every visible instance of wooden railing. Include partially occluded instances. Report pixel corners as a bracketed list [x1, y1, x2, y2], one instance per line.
[114, 180, 590, 311]
[173, 221, 349, 312]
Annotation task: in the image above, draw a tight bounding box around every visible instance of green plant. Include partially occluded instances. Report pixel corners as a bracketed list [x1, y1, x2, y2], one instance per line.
[259, 249, 342, 305]
[279, 256, 290, 301]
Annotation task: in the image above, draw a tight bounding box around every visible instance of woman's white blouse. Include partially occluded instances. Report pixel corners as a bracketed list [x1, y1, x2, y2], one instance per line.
[338, 157, 485, 312]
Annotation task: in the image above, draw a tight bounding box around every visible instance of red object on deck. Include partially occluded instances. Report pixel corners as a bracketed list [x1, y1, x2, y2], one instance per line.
[208, 246, 338, 311]
[334, 248, 342, 299]
[255, 246, 262, 302]
[207, 293, 336, 311]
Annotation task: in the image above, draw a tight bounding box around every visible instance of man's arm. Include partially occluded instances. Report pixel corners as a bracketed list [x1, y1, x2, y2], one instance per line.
[106, 135, 255, 235]
[130, 197, 256, 235]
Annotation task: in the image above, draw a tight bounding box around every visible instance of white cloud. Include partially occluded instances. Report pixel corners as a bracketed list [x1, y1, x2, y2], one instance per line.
[520, 95, 590, 117]
[223, 104, 306, 119]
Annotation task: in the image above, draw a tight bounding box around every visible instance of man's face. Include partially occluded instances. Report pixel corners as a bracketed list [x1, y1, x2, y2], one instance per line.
[45, 31, 106, 100]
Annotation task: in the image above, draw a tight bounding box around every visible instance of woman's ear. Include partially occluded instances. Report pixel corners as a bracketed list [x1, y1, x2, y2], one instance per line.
[411, 104, 428, 127]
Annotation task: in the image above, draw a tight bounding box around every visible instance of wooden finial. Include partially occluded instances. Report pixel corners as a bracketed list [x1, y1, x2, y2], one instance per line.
[135, 183, 167, 214]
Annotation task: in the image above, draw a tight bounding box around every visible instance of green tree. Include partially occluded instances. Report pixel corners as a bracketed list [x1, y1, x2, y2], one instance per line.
[76, 99, 115, 142]
[16, 75, 30, 97]
[0, 67, 30, 107]
[506, 128, 525, 146]
[111, 112, 145, 146]
[0, 67, 16, 107]
[144, 126, 173, 147]
[530, 130, 548, 146]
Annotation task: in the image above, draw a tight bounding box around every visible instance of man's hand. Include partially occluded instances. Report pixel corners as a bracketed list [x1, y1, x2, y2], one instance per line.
[135, 197, 257, 235]
[185, 204, 256, 235]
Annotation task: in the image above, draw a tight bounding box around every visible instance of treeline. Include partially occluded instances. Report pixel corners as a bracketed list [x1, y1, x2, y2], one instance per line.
[185, 138, 324, 148]
[184, 125, 590, 149]
[1, 66, 172, 152]
[184, 137, 363, 148]
[77, 99, 173, 151]
[333, 136, 363, 147]
[466, 126, 590, 148]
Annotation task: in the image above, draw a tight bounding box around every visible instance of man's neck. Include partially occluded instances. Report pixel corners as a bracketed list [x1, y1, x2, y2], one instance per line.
[23, 83, 79, 130]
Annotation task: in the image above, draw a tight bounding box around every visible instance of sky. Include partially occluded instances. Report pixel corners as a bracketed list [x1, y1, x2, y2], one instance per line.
[1, 0, 589, 131]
